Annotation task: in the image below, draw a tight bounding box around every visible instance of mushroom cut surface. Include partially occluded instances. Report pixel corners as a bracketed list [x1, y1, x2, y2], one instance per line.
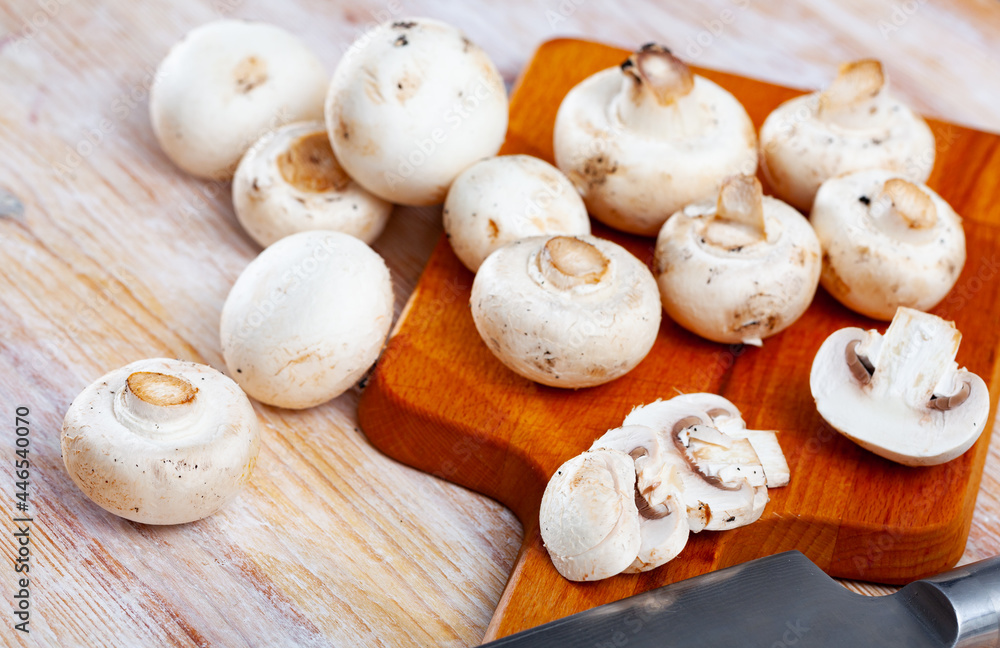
[810, 307, 989, 466]
[471, 235, 661, 389]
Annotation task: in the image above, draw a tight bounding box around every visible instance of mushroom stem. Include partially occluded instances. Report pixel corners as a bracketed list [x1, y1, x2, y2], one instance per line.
[113, 371, 202, 439]
[535, 236, 610, 290]
[871, 178, 938, 232]
[614, 44, 705, 138]
[817, 59, 889, 129]
[868, 308, 962, 410]
[277, 132, 350, 193]
[703, 175, 767, 248]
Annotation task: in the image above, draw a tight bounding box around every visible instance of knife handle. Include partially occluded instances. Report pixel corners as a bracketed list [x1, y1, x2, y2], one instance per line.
[903, 556, 1000, 648]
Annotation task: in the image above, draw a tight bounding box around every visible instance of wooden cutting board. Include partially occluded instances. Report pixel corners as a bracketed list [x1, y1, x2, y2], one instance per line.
[357, 38, 1000, 641]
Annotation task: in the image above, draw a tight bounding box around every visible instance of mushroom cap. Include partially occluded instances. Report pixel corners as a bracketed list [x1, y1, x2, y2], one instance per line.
[443, 155, 591, 272]
[759, 60, 936, 212]
[654, 176, 821, 345]
[470, 235, 661, 388]
[811, 169, 966, 320]
[810, 308, 989, 466]
[325, 18, 508, 206]
[590, 425, 690, 572]
[539, 449, 641, 581]
[622, 395, 773, 532]
[60, 358, 260, 525]
[553, 47, 757, 236]
[150, 20, 327, 180]
[233, 121, 393, 248]
[220, 230, 394, 409]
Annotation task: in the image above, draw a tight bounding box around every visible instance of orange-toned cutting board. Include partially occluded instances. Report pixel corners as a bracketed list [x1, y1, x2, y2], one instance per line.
[358, 38, 1000, 641]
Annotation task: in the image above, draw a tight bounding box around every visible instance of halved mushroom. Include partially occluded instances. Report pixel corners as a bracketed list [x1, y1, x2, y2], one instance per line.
[539, 449, 641, 581]
[759, 59, 936, 212]
[623, 395, 787, 532]
[326, 18, 508, 206]
[554, 44, 757, 236]
[654, 175, 821, 346]
[61, 358, 261, 524]
[233, 121, 392, 248]
[471, 235, 661, 388]
[590, 425, 689, 572]
[150, 20, 328, 180]
[810, 307, 989, 466]
[443, 155, 591, 273]
[811, 169, 966, 320]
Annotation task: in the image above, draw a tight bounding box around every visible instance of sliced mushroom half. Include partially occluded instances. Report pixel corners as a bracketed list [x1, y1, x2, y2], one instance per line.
[622, 395, 784, 532]
[810, 307, 989, 466]
[539, 449, 641, 581]
[590, 425, 689, 572]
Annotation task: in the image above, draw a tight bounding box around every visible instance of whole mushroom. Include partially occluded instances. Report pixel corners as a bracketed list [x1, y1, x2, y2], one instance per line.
[220, 231, 394, 409]
[759, 59, 935, 212]
[810, 307, 989, 466]
[471, 235, 661, 389]
[443, 155, 590, 272]
[61, 358, 261, 525]
[233, 121, 392, 248]
[150, 20, 328, 180]
[654, 175, 821, 346]
[811, 169, 966, 320]
[554, 44, 758, 236]
[326, 18, 509, 206]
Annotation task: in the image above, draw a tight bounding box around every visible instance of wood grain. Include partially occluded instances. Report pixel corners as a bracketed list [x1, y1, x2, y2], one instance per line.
[357, 38, 1000, 640]
[0, 1, 999, 646]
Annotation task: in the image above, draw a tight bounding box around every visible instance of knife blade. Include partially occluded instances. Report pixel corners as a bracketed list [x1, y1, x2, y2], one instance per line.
[481, 551, 1000, 647]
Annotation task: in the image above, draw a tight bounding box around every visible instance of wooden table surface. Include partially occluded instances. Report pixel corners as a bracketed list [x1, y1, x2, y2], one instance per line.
[1, 1, 998, 646]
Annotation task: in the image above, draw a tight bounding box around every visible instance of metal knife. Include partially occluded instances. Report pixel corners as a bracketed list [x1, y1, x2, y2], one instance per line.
[481, 551, 1000, 647]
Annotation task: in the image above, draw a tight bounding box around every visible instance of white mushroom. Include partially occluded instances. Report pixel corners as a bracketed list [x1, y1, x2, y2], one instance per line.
[539, 449, 641, 581]
[553, 44, 758, 236]
[470, 235, 661, 388]
[60, 358, 260, 525]
[759, 59, 936, 212]
[590, 425, 689, 573]
[443, 155, 591, 272]
[150, 20, 328, 180]
[810, 307, 989, 466]
[622, 395, 786, 532]
[326, 18, 508, 206]
[811, 169, 966, 320]
[220, 230, 394, 409]
[232, 121, 392, 248]
[654, 175, 821, 346]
